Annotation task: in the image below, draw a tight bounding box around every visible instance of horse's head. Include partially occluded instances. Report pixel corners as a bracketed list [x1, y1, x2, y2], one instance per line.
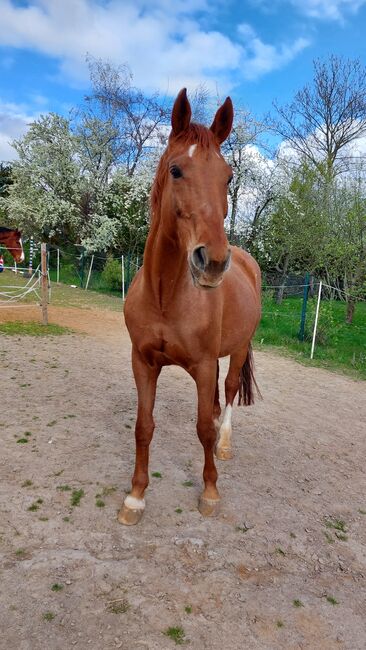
[10, 229, 25, 263]
[154, 89, 234, 290]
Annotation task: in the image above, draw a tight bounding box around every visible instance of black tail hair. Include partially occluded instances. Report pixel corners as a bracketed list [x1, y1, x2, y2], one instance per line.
[238, 344, 261, 406]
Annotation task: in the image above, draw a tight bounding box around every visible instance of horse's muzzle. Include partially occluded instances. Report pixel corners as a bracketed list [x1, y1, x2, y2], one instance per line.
[189, 245, 231, 289]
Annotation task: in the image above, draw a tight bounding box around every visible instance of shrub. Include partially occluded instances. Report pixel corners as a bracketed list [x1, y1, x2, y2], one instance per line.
[101, 256, 121, 291]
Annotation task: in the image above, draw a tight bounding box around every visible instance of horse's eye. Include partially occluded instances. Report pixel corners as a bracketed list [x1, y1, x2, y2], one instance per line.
[227, 175, 233, 185]
[170, 165, 183, 179]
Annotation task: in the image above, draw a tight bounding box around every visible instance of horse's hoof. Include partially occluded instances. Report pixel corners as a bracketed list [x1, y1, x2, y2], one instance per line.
[117, 495, 145, 525]
[117, 504, 144, 525]
[198, 496, 220, 517]
[215, 446, 233, 460]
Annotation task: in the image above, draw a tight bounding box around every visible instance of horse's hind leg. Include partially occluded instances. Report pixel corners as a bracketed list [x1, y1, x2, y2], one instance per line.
[118, 347, 160, 526]
[216, 351, 247, 461]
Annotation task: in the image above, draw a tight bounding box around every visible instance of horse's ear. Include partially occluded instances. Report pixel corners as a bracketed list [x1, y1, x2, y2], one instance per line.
[171, 88, 192, 137]
[210, 97, 234, 144]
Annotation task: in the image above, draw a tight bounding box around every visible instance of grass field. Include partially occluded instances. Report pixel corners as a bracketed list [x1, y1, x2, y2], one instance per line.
[1, 270, 365, 379]
[255, 292, 366, 380]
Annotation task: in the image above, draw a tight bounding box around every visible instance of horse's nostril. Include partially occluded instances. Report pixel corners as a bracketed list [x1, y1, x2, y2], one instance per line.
[192, 246, 208, 271]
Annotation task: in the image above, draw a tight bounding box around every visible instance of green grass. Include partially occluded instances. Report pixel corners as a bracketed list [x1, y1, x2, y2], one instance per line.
[95, 498, 105, 508]
[326, 595, 339, 605]
[70, 488, 85, 507]
[163, 626, 186, 645]
[182, 480, 193, 488]
[51, 583, 64, 592]
[293, 599, 304, 608]
[42, 611, 55, 621]
[152, 471, 162, 478]
[0, 321, 71, 336]
[255, 293, 366, 380]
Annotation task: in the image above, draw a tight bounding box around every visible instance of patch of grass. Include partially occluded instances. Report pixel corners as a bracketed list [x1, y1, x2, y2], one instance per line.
[326, 595, 339, 605]
[293, 599, 303, 608]
[101, 486, 117, 496]
[107, 599, 130, 614]
[335, 532, 348, 541]
[42, 611, 56, 621]
[152, 471, 162, 478]
[359, 509, 366, 515]
[62, 516, 70, 522]
[28, 503, 40, 511]
[163, 626, 186, 645]
[21, 480, 33, 487]
[36, 498, 43, 504]
[47, 420, 57, 427]
[17, 438, 28, 444]
[276, 620, 284, 628]
[0, 321, 72, 336]
[325, 518, 347, 532]
[39, 516, 49, 522]
[175, 508, 183, 514]
[70, 488, 85, 507]
[15, 548, 25, 557]
[24, 431, 32, 437]
[324, 531, 334, 544]
[255, 294, 366, 381]
[51, 583, 64, 592]
[184, 605, 192, 614]
[95, 499, 105, 508]
[275, 547, 286, 556]
[57, 484, 72, 492]
[182, 480, 193, 488]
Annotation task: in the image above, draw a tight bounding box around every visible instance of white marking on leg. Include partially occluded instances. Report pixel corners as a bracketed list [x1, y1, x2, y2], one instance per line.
[217, 404, 232, 450]
[124, 495, 145, 510]
[188, 144, 197, 158]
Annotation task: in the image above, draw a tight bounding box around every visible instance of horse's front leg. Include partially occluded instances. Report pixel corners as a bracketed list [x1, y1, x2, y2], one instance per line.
[192, 360, 221, 517]
[118, 347, 160, 526]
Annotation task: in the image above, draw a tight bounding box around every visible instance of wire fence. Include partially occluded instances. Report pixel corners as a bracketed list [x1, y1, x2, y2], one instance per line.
[1, 241, 365, 376]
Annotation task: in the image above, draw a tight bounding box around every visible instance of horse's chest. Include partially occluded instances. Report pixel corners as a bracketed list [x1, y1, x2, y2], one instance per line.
[132, 315, 211, 368]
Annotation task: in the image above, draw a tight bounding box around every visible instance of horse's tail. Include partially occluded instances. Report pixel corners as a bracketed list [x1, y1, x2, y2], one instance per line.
[238, 344, 261, 406]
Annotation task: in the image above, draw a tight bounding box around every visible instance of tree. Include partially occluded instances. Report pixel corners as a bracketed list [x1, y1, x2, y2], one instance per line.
[272, 56, 366, 179]
[222, 111, 272, 241]
[1, 113, 116, 249]
[259, 163, 327, 301]
[84, 56, 169, 176]
[0, 163, 13, 221]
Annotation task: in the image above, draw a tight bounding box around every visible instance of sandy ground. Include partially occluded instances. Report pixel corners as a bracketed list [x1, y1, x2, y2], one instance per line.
[0, 305, 365, 650]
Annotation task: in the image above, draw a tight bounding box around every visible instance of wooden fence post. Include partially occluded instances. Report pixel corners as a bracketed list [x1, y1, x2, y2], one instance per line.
[41, 243, 48, 325]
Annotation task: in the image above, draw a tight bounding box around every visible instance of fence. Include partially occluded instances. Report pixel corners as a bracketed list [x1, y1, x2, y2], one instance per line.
[46, 246, 141, 298]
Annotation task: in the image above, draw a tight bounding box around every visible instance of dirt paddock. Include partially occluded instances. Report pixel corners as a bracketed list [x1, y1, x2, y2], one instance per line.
[0, 305, 365, 649]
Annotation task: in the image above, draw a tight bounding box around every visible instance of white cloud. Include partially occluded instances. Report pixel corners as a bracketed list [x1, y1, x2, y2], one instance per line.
[238, 24, 309, 80]
[0, 0, 308, 93]
[291, 0, 366, 21]
[253, 0, 366, 22]
[0, 101, 36, 161]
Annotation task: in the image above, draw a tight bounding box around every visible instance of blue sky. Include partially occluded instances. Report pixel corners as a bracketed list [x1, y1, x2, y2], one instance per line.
[0, 0, 366, 160]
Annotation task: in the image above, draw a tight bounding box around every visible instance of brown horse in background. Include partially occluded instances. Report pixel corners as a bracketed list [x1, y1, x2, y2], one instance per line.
[0, 227, 24, 263]
[119, 89, 261, 525]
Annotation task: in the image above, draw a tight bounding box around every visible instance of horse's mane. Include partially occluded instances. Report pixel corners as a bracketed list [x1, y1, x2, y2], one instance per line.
[0, 227, 12, 233]
[150, 123, 217, 222]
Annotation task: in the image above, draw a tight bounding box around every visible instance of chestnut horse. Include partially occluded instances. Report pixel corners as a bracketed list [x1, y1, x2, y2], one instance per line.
[119, 89, 261, 526]
[0, 227, 24, 263]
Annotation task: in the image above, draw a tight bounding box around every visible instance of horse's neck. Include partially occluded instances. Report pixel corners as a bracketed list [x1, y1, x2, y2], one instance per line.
[143, 215, 187, 309]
